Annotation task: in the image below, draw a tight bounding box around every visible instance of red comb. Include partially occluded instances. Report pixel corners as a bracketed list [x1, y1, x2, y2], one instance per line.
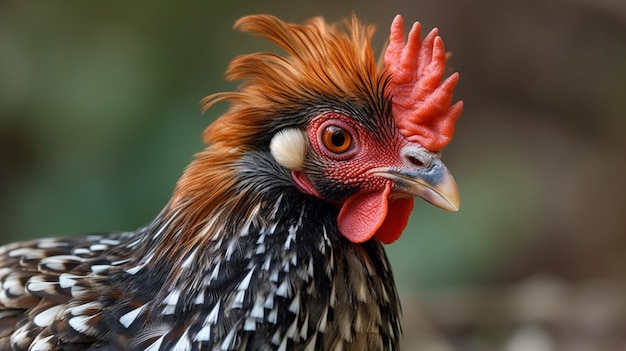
[384, 15, 463, 151]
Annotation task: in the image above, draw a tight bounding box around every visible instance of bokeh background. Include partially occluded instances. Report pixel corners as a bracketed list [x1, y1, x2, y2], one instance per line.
[1, 1, 625, 350]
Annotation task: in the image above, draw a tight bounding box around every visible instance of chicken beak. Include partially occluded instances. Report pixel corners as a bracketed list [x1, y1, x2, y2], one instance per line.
[372, 147, 460, 211]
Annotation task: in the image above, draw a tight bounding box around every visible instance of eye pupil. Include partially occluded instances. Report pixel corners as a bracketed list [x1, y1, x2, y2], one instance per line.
[330, 129, 345, 147]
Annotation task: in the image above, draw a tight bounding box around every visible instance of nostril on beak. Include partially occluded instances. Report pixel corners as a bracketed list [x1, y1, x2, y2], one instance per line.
[402, 145, 435, 169]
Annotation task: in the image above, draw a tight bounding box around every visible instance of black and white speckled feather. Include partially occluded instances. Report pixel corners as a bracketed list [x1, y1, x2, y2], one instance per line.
[0, 156, 401, 350]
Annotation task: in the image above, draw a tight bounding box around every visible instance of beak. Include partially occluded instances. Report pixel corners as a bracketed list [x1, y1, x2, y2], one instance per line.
[372, 146, 460, 211]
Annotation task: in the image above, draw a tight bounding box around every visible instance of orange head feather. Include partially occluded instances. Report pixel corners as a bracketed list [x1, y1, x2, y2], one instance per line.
[200, 14, 385, 149]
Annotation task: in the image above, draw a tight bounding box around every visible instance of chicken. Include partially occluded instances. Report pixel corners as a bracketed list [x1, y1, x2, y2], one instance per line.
[0, 14, 462, 351]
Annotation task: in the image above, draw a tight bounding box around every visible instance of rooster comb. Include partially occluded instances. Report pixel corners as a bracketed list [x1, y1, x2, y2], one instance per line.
[384, 15, 463, 151]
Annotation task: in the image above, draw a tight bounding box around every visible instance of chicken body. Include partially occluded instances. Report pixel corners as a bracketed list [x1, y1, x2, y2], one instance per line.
[0, 184, 399, 350]
[0, 14, 462, 351]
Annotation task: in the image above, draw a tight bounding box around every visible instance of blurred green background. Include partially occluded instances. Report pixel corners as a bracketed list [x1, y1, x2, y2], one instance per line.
[1, 1, 625, 349]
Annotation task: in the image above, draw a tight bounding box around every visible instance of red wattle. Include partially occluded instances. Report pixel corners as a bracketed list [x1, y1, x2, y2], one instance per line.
[374, 197, 414, 244]
[337, 183, 413, 244]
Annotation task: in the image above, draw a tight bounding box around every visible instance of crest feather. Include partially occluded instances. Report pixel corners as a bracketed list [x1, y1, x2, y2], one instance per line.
[201, 14, 383, 148]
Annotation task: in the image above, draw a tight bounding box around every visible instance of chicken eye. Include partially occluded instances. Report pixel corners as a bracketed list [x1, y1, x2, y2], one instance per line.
[322, 125, 352, 154]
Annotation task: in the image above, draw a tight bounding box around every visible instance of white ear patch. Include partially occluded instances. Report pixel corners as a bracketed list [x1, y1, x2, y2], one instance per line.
[270, 128, 308, 171]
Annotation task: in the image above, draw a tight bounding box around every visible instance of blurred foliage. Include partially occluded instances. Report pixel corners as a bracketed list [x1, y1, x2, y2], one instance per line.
[1, 1, 626, 348]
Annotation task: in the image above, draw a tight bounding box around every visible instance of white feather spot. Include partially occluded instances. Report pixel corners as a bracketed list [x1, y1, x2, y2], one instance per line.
[36, 240, 65, 249]
[205, 301, 220, 325]
[303, 333, 317, 351]
[3, 273, 26, 296]
[72, 248, 91, 256]
[225, 239, 237, 261]
[220, 326, 238, 351]
[172, 330, 192, 351]
[181, 249, 197, 268]
[125, 239, 141, 248]
[26, 278, 56, 293]
[255, 243, 266, 255]
[125, 264, 145, 275]
[8, 248, 36, 258]
[251, 296, 264, 319]
[90, 265, 111, 274]
[276, 280, 290, 297]
[119, 305, 146, 328]
[29, 335, 55, 351]
[194, 324, 212, 342]
[99, 238, 120, 245]
[270, 193, 283, 220]
[288, 292, 301, 314]
[164, 290, 180, 305]
[33, 305, 63, 327]
[89, 244, 108, 251]
[300, 311, 309, 339]
[69, 315, 94, 333]
[357, 282, 368, 303]
[237, 269, 255, 291]
[208, 261, 221, 283]
[270, 128, 308, 171]
[329, 281, 337, 307]
[268, 306, 278, 324]
[264, 293, 275, 310]
[67, 301, 101, 316]
[194, 292, 205, 305]
[238, 220, 252, 237]
[269, 269, 279, 282]
[243, 317, 256, 331]
[261, 256, 271, 271]
[162, 305, 176, 315]
[112, 258, 132, 266]
[162, 289, 181, 315]
[231, 290, 246, 309]
[71, 285, 86, 297]
[285, 317, 299, 340]
[284, 225, 298, 250]
[271, 329, 281, 345]
[39, 255, 79, 271]
[290, 253, 297, 267]
[266, 222, 278, 236]
[10, 325, 30, 348]
[354, 311, 363, 332]
[278, 336, 289, 351]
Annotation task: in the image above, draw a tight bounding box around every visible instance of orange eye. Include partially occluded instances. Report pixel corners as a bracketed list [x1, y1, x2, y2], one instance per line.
[322, 125, 352, 154]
